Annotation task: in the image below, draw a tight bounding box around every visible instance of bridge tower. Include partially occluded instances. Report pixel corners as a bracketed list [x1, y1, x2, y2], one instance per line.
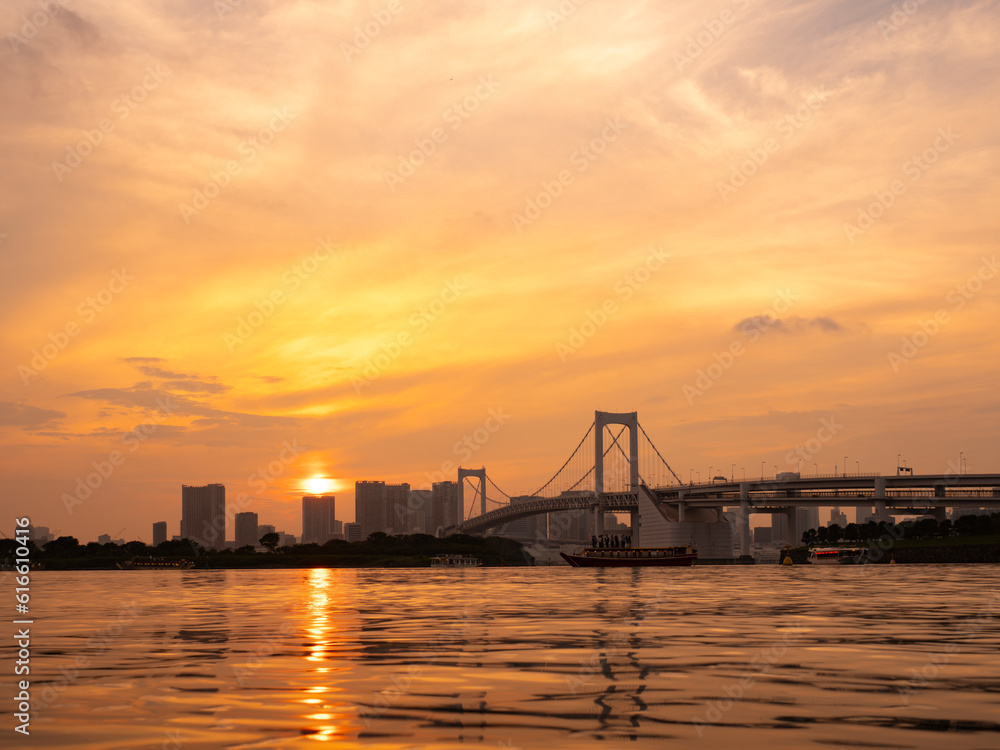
[458, 467, 487, 519]
[595, 411, 640, 494]
[595, 411, 640, 539]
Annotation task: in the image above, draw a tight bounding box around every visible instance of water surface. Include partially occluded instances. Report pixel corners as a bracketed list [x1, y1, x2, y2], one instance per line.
[5, 565, 1000, 749]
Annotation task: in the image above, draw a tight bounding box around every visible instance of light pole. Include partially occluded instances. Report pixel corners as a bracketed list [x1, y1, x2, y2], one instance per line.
[689, 468, 693, 485]
[760, 461, 765, 478]
[696, 471, 700, 484]
[960, 451, 965, 475]
[856, 460, 860, 474]
[731, 463, 736, 482]
[814, 462, 818, 476]
[709, 466, 714, 482]
[741, 466, 745, 481]
[897, 453, 901, 476]
[844, 455, 848, 475]
[797, 457, 802, 474]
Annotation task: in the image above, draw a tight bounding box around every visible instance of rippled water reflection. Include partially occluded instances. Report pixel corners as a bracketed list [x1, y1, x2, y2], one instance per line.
[5, 565, 1000, 749]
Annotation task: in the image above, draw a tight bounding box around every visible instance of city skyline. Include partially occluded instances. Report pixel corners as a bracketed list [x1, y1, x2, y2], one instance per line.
[1, 0, 998, 543]
[9, 427, 992, 544]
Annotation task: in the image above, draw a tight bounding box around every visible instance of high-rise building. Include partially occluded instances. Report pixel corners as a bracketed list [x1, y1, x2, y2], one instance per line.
[344, 522, 363, 542]
[181, 483, 226, 550]
[829, 507, 848, 528]
[406, 490, 432, 534]
[431, 481, 461, 534]
[98, 534, 111, 545]
[332, 519, 343, 539]
[796, 507, 820, 537]
[771, 513, 789, 543]
[355, 481, 387, 538]
[28, 525, 52, 545]
[257, 524, 276, 538]
[152, 521, 167, 547]
[302, 495, 336, 544]
[385, 483, 410, 534]
[235, 512, 259, 549]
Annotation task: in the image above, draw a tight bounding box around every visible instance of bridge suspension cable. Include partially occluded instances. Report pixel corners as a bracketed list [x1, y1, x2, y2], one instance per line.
[486, 474, 512, 499]
[606, 426, 648, 488]
[638, 421, 683, 485]
[526, 421, 595, 498]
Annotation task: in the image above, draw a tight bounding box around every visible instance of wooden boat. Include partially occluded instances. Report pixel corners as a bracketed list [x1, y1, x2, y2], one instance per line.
[560, 545, 697, 567]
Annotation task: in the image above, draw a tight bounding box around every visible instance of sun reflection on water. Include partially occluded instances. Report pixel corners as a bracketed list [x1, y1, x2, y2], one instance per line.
[296, 568, 352, 742]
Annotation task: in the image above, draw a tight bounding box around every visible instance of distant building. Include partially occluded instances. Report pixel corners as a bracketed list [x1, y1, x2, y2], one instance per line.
[499, 496, 545, 541]
[98, 534, 111, 544]
[753, 526, 773, 545]
[181, 483, 226, 550]
[333, 519, 343, 538]
[406, 490, 433, 534]
[28, 526, 52, 546]
[771, 514, 789, 544]
[829, 507, 847, 527]
[235, 512, 259, 549]
[277, 531, 297, 547]
[796, 507, 820, 537]
[355, 481, 387, 538]
[547, 491, 595, 543]
[344, 522, 364, 542]
[302, 495, 336, 544]
[431, 481, 461, 534]
[385, 483, 410, 534]
[950, 507, 990, 520]
[257, 524, 276, 539]
[152, 521, 167, 547]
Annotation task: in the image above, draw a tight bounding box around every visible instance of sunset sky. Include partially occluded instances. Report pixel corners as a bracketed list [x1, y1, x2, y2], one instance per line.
[2, 0, 998, 543]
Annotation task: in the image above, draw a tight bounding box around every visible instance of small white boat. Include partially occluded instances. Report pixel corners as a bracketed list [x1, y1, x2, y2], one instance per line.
[430, 554, 482, 568]
[117, 556, 195, 570]
[808, 547, 869, 565]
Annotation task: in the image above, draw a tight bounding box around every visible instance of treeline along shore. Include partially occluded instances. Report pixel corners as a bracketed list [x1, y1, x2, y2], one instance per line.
[0, 532, 527, 570]
[785, 511, 1000, 564]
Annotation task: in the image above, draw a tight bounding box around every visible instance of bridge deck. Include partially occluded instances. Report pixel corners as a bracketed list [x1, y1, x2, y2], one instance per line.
[450, 474, 1000, 535]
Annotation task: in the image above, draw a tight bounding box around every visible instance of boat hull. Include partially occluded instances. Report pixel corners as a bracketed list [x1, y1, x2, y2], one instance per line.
[560, 549, 697, 567]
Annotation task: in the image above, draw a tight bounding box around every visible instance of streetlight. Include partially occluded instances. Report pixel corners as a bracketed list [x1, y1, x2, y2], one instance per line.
[709, 466, 714, 482]
[760, 461, 765, 478]
[797, 457, 802, 474]
[814, 462, 818, 476]
[960, 451, 965, 475]
[731, 463, 736, 481]
[696, 471, 700, 483]
[844, 456, 848, 475]
[689, 468, 693, 485]
[856, 460, 860, 474]
[741, 466, 745, 481]
[897, 453, 901, 476]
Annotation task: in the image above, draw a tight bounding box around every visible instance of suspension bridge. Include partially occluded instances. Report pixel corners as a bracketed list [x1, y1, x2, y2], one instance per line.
[444, 410, 1000, 561]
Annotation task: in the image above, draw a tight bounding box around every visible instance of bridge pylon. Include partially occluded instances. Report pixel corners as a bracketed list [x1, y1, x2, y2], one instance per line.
[458, 467, 487, 518]
[595, 411, 640, 494]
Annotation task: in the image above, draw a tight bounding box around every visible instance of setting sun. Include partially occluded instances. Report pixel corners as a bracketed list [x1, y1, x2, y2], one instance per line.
[303, 477, 336, 495]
